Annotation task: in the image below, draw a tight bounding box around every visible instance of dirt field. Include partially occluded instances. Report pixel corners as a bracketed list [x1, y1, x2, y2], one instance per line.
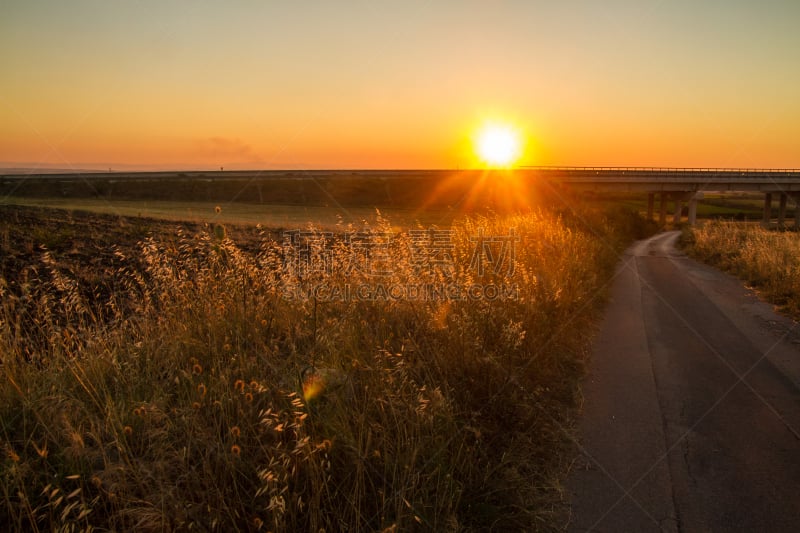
[0, 204, 271, 303]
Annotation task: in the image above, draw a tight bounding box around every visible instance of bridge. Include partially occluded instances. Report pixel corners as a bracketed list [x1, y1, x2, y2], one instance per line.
[5, 167, 800, 226]
[525, 167, 800, 227]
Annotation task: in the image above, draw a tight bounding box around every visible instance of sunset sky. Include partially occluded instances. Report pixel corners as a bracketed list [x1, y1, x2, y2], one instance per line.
[2, 1, 799, 170]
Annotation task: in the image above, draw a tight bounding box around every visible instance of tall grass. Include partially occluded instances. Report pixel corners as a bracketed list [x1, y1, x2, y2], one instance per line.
[0, 208, 637, 531]
[685, 221, 800, 317]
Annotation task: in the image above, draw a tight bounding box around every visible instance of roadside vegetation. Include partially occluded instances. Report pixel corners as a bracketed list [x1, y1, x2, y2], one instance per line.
[0, 204, 647, 531]
[684, 221, 800, 319]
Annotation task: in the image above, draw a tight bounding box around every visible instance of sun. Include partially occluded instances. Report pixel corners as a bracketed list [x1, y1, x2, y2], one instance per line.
[475, 124, 522, 167]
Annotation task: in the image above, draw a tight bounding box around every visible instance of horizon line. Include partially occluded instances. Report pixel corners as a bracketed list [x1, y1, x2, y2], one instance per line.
[5, 165, 800, 177]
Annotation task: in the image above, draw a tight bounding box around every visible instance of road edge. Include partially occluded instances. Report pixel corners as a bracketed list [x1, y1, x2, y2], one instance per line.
[566, 237, 678, 532]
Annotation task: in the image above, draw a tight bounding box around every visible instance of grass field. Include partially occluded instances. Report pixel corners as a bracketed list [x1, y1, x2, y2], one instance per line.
[0, 200, 651, 531]
[684, 221, 800, 319]
[0, 196, 456, 230]
[3, 191, 780, 236]
[604, 192, 782, 221]
[0, 170, 539, 213]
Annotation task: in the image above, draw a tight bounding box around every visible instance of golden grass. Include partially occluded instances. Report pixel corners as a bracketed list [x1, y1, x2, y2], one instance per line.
[0, 206, 643, 531]
[685, 221, 800, 318]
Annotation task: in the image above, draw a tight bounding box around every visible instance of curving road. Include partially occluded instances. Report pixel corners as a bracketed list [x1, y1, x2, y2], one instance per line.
[568, 231, 800, 532]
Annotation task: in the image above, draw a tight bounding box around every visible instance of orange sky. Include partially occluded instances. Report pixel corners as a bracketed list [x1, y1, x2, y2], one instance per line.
[2, 1, 800, 171]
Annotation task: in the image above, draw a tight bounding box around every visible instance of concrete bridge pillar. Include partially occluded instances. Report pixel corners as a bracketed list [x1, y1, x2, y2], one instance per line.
[647, 193, 655, 221]
[659, 193, 668, 227]
[688, 192, 703, 226]
[673, 194, 683, 225]
[778, 193, 788, 229]
[763, 193, 773, 227]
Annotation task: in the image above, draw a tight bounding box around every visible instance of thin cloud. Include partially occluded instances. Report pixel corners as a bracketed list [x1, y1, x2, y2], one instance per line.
[197, 137, 263, 166]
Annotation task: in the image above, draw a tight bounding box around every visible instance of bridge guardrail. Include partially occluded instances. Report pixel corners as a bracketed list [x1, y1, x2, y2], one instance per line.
[520, 166, 800, 174]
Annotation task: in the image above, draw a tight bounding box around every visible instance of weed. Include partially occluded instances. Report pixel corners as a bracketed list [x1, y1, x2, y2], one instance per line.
[685, 221, 800, 318]
[0, 205, 642, 531]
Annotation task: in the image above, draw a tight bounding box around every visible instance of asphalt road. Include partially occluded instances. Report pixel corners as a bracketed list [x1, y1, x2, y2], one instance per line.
[567, 231, 800, 532]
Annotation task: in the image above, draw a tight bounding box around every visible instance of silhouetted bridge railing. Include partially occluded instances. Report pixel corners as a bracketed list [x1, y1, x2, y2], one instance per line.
[522, 166, 800, 226]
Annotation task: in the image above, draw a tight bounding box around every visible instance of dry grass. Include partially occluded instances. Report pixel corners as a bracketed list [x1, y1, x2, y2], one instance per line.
[684, 221, 800, 318]
[0, 206, 642, 531]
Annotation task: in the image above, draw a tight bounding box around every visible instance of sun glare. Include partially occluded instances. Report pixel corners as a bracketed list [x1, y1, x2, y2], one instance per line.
[475, 124, 522, 167]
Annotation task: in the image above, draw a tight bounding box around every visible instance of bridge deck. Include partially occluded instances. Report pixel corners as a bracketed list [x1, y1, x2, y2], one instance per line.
[522, 167, 800, 192]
